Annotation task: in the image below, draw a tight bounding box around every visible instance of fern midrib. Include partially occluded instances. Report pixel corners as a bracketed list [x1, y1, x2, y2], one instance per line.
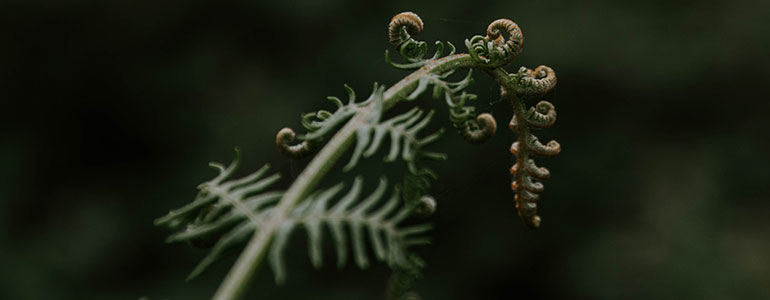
[510, 95, 530, 206]
[487, 67, 532, 221]
[207, 184, 265, 228]
[213, 53, 483, 300]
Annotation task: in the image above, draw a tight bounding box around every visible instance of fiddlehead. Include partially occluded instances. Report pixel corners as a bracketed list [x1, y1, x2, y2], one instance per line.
[385, 12, 460, 70]
[466, 18, 523, 67]
[276, 128, 313, 159]
[516, 100, 556, 128]
[511, 65, 557, 96]
[388, 12, 428, 61]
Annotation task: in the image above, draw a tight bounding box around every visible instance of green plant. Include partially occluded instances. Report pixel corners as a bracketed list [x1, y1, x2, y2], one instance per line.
[156, 12, 560, 300]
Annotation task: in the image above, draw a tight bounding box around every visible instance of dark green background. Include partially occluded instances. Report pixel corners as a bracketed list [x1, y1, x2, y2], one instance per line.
[2, 0, 769, 299]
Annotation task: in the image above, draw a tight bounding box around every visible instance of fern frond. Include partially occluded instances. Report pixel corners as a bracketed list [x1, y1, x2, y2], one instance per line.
[269, 177, 431, 284]
[505, 65, 560, 228]
[159, 13, 562, 299]
[343, 86, 447, 176]
[157, 151, 430, 284]
[383, 15, 498, 145]
[432, 69, 497, 144]
[464, 19, 523, 67]
[155, 149, 284, 280]
[396, 69, 498, 145]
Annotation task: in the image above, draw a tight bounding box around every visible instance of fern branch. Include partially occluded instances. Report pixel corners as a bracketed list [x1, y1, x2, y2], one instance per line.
[212, 52, 481, 299]
[157, 12, 560, 300]
[488, 65, 560, 228]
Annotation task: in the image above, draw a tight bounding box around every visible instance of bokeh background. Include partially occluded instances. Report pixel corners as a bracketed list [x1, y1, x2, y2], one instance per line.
[2, 0, 769, 299]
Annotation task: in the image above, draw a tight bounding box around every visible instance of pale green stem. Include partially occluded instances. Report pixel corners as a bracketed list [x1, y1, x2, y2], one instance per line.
[212, 54, 484, 300]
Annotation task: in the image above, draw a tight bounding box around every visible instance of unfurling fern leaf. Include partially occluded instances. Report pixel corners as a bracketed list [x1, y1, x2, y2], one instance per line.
[276, 83, 370, 159]
[385, 16, 497, 146]
[505, 65, 560, 228]
[156, 150, 430, 284]
[278, 81, 448, 177]
[430, 69, 497, 144]
[158, 12, 561, 299]
[396, 67, 497, 145]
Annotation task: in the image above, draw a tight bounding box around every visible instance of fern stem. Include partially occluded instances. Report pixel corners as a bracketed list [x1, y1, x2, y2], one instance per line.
[213, 53, 479, 300]
[213, 116, 357, 300]
[486, 69, 527, 179]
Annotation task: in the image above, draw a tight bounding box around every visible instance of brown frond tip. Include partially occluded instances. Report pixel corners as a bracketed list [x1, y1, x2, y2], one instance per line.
[486, 18, 524, 59]
[460, 113, 497, 144]
[510, 131, 558, 229]
[515, 195, 542, 228]
[388, 12, 424, 47]
[510, 158, 550, 228]
[514, 65, 557, 96]
[276, 127, 314, 159]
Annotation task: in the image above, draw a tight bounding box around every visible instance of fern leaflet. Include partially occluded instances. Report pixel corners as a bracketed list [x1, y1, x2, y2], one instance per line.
[270, 176, 430, 284]
[156, 150, 430, 284]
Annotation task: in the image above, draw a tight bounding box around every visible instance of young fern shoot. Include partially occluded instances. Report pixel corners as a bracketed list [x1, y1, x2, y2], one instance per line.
[157, 11, 561, 300]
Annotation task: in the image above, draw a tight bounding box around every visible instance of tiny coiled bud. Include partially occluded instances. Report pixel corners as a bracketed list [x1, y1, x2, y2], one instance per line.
[509, 101, 556, 131]
[525, 134, 561, 157]
[276, 127, 314, 159]
[515, 65, 557, 96]
[388, 12, 424, 47]
[526, 101, 556, 128]
[460, 113, 497, 144]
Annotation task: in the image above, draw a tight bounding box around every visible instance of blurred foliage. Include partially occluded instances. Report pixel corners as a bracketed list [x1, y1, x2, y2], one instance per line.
[1, 0, 769, 299]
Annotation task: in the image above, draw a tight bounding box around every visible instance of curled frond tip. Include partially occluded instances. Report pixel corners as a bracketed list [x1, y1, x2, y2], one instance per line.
[514, 65, 557, 96]
[461, 113, 497, 144]
[388, 12, 424, 47]
[276, 127, 314, 159]
[486, 19, 523, 56]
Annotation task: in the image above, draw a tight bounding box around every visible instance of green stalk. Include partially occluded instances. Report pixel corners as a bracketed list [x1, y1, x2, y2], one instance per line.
[212, 54, 481, 300]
